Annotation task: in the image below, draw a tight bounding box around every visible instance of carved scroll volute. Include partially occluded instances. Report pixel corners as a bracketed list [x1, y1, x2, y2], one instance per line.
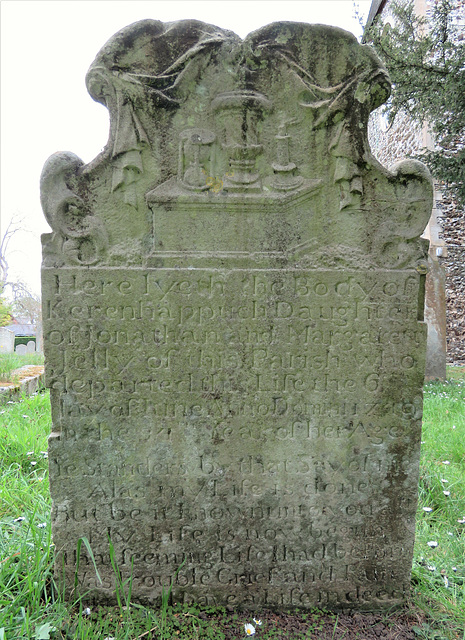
[373, 159, 434, 269]
[40, 151, 107, 266]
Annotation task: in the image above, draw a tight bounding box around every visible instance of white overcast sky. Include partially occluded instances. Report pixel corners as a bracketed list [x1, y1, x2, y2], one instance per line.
[1, 0, 371, 296]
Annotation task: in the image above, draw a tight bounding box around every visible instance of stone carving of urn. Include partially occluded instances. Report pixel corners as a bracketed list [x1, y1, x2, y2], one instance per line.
[212, 90, 272, 193]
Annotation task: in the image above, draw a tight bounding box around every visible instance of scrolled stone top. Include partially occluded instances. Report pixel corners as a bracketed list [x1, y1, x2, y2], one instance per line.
[41, 18, 433, 272]
[86, 19, 241, 106]
[86, 19, 390, 113]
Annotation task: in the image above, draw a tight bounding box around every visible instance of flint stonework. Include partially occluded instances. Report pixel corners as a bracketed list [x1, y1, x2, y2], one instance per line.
[41, 20, 433, 610]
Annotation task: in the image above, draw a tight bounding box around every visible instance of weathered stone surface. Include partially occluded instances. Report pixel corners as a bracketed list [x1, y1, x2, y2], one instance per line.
[369, 105, 448, 379]
[425, 255, 447, 380]
[26, 340, 36, 353]
[0, 327, 15, 354]
[41, 20, 433, 610]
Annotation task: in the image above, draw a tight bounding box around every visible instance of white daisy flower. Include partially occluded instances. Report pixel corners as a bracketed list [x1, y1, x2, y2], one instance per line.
[83, 607, 91, 616]
[443, 491, 450, 496]
[245, 623, 255, 636]
[427, 541, 438, 548]
[423, 507, 433, 512]
[253, 619, 262, 626]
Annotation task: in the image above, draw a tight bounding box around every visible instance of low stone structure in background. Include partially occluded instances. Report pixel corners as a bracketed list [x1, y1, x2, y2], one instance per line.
[41, 19, 433, 610]
[0, 327, 15, 354]
[4, 319, 39, 354]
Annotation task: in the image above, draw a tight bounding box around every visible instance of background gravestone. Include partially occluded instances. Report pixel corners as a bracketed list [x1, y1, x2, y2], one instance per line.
[0, 328, 15, 354]
[26, 340, 36, 353]
[41, 20, 433, 610]
[15, 343, 27, 355]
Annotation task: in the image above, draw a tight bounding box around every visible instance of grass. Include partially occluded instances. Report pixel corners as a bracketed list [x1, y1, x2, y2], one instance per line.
[0, 352, 44, 383]
[0, 367, 463, 639]
[412, 366, 465, 637]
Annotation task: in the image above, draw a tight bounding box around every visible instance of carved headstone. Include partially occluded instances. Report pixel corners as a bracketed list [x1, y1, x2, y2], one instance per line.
[41, 20, 433, 610]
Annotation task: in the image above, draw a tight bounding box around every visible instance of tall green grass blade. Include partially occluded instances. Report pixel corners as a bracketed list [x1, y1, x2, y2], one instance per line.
[74, 536, 103, 592]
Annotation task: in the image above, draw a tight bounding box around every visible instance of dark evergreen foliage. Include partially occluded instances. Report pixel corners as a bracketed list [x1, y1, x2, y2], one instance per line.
[365, 0, 465, 205]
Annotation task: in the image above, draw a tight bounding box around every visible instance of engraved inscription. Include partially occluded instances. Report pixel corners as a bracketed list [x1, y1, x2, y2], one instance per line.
[43, 267, 425, 608]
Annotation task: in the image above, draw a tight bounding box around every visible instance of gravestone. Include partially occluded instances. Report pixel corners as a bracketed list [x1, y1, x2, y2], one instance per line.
[41, 20, 433, 611]
[26, 340, 36, 353]
[15, 343, 27, 355]
[0, 328, 15, 354]
[424, 255, 447, 380]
